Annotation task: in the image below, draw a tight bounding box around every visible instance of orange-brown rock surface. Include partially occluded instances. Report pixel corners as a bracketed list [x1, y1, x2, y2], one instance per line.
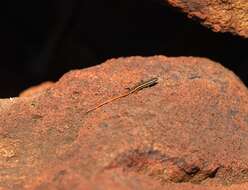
[19, 81, 54, 97]
[0, 56, 248, 189]
[165, 0, 248, 37]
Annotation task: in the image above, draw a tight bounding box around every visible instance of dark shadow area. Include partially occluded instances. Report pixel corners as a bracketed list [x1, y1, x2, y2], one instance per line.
[0, 0, 247, 97]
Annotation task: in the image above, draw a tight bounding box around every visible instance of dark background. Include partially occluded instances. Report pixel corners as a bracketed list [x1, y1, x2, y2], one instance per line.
[0, 0, 247, 97]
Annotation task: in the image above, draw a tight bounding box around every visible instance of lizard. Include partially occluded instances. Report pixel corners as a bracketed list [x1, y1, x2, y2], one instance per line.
[85, 77, 158, 114]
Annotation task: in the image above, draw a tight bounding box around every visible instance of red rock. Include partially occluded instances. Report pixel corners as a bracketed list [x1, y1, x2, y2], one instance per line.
[165, 0, 248, 37]
[19, 81, 54, 97]
[26, 169, 248, 190]
[0, 56, 248, 189]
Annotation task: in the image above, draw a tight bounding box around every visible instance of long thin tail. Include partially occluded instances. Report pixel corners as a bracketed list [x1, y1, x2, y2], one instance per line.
[85, 93, 129, 114]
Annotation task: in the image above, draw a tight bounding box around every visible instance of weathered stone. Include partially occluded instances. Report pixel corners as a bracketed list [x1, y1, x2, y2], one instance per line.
[166, 0, 248, 37]
[0, 56, 248, 189]
[19, 81, 54, 97]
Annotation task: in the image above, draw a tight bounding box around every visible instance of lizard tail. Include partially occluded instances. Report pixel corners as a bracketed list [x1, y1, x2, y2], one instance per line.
[85, 93, 129, 114]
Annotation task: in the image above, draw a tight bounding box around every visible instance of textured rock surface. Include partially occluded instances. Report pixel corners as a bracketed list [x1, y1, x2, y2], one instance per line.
[25, 169, 248, 190]
[166, 0, 248, 37]
[0, 56, 248, 189]
[19, 82, 54, 97]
